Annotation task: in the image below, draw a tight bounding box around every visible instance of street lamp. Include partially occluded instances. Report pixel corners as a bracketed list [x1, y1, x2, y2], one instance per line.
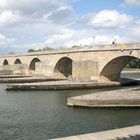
[93, 36, 95, 48]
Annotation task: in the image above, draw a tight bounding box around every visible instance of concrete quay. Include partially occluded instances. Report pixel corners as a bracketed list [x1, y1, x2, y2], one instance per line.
[67, 88, 140, 107]
[6, 80, 120, 90]
[53, 125, 140, 140]
[5, 78, 140, 90]
[0, 75, 31, 79]
[0, 77, 66, 83]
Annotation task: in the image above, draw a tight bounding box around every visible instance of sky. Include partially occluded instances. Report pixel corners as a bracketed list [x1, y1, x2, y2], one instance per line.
[0, 0, 140, 54]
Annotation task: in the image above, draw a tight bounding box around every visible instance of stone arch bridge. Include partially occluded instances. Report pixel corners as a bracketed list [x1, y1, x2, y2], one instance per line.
[0, 43, 140, 82]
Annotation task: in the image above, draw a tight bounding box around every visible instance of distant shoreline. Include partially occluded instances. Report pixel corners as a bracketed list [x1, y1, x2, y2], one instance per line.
[122, 69, 140, 73]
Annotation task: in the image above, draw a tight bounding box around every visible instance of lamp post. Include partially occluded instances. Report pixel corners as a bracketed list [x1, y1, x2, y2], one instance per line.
[93, 36, 95, 48]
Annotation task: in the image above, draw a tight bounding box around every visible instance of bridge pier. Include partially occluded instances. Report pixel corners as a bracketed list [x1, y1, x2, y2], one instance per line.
[35, 61, 55, 77]
[72, 60, 99, 81]
[0, 64, 28, 75]
[98, 73, 121, 82]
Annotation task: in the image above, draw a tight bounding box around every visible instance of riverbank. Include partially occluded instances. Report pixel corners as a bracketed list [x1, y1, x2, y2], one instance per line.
[4, 77, 139, 90]
[67, 88, 140, 107]
[53, 125, 140, 140]
[122, 69, 140, 73]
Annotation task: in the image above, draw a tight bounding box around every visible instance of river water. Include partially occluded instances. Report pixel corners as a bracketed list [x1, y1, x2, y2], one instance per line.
[0, 73, 140, 140]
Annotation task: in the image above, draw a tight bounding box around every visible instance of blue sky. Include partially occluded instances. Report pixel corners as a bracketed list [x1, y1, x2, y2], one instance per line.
[0, 0, 140, 54]
[74, 0, 140, 17]
[73, 0, 123, 14]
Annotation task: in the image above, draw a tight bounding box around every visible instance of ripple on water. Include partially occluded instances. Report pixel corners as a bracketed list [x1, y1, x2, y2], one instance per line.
[0, 73, 139, 139]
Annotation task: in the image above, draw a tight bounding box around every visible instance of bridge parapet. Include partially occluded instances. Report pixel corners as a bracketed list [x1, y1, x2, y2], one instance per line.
[0, 43, 140, 58]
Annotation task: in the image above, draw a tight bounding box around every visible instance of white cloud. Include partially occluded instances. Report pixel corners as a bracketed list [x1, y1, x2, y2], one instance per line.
[0, 33, 15, 46]
[0, 1, 140, 54]
[0, 0, 76, 28]
[44, 29, 127, 48]
[122, 0, 140, 8]
[13, 42, 45, 49]
[45, 29, 74, 47]
[45, 34, 72, 45]
[0, 34, 9, 45]
[45, 6, 75, 24]
[0, 10, 21, 27]
[44, 10, 140, 48]
[89, 10, 134, 29]
[125, 23, 140, 42]
[67, 9, 140, 46]
[0, 0, 77, 16]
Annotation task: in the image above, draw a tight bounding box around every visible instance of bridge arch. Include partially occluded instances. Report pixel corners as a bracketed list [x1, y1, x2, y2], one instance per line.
[14, 59, 22, 64]
[3, 59, 9, 65]
[29, 58, 41, 70]
[54, 57, 73, 77]
[99, 55, 139, 81]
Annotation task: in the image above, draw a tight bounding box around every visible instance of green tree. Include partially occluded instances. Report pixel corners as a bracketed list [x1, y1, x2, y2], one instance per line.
[8, 52, 14, 54]
[71, 45, 80, 49]
[126, 58, 140, 68]
[27, 49, 36, 52]
[43, 46, 53, 51]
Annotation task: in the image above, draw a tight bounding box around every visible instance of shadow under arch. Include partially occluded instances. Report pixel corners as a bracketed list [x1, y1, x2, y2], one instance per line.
[14, 59, 22, 64]
[3, 59, 9, 65]
[54, 57, 73, 77]
[29, 58, 41, 70]
[99, 55, 139, 81]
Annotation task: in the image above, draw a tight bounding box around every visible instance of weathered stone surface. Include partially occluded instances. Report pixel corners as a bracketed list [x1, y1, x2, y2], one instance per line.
[72, 60, 99, 80]
[0, 64, 28, 75]
[0, 44, 139, 81]
[0, 77, 66, 83]
[6, 80, 120, 90]
[67, 88, 140, 107]
[53, 125, 140, 140]
[0, 75, 31, 78]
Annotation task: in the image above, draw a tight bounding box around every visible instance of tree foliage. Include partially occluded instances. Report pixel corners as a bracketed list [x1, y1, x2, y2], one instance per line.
[126, 58, 140, 68]
[27, 49, 36, 52]
[8, 52, 14, 54]
[43, 47, 53, 51]
[71, 45, 81, 49]
[27, 46, 54, 52]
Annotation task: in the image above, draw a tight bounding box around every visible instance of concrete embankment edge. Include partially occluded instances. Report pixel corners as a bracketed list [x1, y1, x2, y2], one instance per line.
[67, 88, 140, 107]
[4, 77, 139, 90]
[52, 125, 140, 140]
[0, 75, 31, 79]
[6, 81, 120, 90]
[0, 77, 66, 83]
